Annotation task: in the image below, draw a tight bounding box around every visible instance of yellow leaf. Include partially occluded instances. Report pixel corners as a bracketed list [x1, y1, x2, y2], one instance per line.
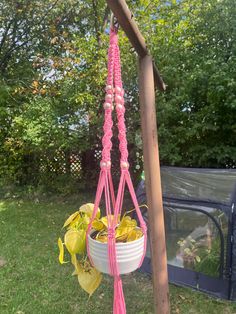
[100, 214, 120, 228]
[69, 214, 89, 230]
[135, 228, 143, 239]
[81, 215, 90, 227]
[100, 216, 109, 228]
[79, 203, 100, 219]
[92, 219, 104, 231]
[127, 229, 138, 242]
[115, 227, 128, 239]
[115, 216, 138, 242]
[63, 211, 80, 228]
[77, 265, 102, 296]
[67, 215, 81, 229]
[58, 237, 66, 264]
[119, 216, 137, 228]
[64, 229, 86, 255]
[96, 231, 108, 243]
[71, 254, 82, 275]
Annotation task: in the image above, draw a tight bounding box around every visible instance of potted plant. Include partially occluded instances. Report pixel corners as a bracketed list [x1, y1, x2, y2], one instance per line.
[177, 237, 201, 269]
[58, 203, 144, 296]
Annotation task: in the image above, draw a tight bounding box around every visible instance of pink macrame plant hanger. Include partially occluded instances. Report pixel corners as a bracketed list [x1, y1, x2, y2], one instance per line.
[86, 21, 147, 314]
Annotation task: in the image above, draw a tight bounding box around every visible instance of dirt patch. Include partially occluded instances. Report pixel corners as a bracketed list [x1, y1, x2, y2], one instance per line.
[0, 257, 7, 267]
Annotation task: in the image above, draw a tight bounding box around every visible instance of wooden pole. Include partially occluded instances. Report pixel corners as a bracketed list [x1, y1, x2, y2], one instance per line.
[139, 55, 170, 314]
[106, 0, 166, 92]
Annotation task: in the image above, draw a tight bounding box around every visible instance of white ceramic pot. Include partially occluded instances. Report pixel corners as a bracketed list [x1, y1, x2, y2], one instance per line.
[88, 229, 145, 275]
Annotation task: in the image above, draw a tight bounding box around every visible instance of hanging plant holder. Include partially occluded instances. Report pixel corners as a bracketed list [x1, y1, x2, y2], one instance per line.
[85, 16, 147, 314]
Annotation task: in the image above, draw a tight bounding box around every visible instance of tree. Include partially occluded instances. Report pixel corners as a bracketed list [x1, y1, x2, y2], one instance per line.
[130, 0, 236, 167]
[1, 0, 236, 190]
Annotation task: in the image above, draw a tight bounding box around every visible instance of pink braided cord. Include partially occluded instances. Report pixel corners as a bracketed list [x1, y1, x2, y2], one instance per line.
[114, 45, 128, 164]
[86, 26, 147, 314]
[101, 30, 116, 164]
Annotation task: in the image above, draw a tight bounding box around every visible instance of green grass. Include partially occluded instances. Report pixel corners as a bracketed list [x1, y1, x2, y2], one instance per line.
[0, 195, 236, 314]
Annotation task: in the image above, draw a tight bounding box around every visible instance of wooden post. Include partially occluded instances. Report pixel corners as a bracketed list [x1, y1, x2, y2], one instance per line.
[106, 0, 166, 92]
[139, 55, 170, 314]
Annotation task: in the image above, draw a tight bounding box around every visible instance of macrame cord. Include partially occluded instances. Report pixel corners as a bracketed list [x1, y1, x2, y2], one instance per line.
[86, 24, 147, 314]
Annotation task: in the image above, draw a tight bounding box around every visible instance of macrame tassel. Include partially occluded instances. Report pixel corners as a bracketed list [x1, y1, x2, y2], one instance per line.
[113, 276, 126, 314]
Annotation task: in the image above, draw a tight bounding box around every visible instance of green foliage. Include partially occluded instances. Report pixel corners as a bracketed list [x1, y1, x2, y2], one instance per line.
[133, 0, 236, 167]
[0, 0, 235, 190]
[195, 240, 221, 278]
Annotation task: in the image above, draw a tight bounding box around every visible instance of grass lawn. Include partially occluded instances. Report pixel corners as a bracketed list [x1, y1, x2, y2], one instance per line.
[1, 194, 236, 314]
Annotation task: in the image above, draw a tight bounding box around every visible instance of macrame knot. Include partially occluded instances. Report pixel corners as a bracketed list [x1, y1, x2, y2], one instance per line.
[108, 228, 115, 239]
[120, 161, 129, 169]
[110, 33, 118, 46]
[100, 160, 111, 169]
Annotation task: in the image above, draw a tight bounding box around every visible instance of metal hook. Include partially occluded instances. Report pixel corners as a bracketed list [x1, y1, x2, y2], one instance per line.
[110, 12, 119, 32]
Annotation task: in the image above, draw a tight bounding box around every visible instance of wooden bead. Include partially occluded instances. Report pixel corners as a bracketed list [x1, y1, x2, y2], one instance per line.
[115, 86, 122, 93]
[100, 161, 107, 168]
[105, 94, 112, 100]
[116, 104, 123, 110]
[115, 95, 122, 103]
[121, 161, 129, 169]
[100, 161, 112, 168]
[105, 85, 112, 91]
[103, 102, 111, 109]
